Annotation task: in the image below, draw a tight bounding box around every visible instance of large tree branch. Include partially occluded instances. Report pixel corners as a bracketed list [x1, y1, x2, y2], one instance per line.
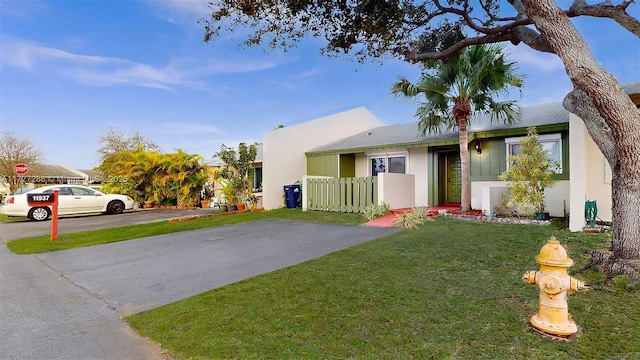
[409, 26, 554, 61]
[409, 33, 513, 61]
[563, 86, 617, 169]
[569, 0, 640, 37]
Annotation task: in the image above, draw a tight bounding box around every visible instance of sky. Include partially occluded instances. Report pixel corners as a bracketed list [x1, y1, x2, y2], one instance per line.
[1, 0, 638, 170]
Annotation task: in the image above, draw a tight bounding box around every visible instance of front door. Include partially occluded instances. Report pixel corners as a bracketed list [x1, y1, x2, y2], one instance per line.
[446, 152, 462, 204]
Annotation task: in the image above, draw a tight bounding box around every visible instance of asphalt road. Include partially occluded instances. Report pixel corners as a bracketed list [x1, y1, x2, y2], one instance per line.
[0, 207, 220, 242]
[1, 213, 399, 359]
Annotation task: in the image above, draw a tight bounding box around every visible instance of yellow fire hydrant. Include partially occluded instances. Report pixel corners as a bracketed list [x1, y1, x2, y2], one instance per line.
[523, 236, 586, 338]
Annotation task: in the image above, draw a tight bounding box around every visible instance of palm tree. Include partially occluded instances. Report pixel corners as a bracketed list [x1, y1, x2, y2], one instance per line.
[160, 149, 208, 207]
[391, 44, 524, 212]
[117, 148, 167, 205]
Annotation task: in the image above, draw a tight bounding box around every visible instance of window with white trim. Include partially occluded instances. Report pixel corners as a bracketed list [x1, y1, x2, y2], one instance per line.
[505, 133, 563, 173]
[367, 151, 408, 176]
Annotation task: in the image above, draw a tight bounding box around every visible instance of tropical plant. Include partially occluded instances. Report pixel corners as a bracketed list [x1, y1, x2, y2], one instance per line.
[158, 149, 208, 207]
[214, 143, 258, 205]
[106, 147, 207, 207]
[498, 127, 560, 216]
[392, 207, 434, 229]
[217, 178, 237, 205]
[96, 128, 160, 182]
[115, 148, 166, 205]
[363, 203, 391, 221]
[391, 44, 523, 212]
[409, 206, 432, 222]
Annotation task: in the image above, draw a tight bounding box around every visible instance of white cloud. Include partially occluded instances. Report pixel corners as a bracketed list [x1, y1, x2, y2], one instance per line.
[0, 36, 282, 90]
[154, 122, 220, 135]
[266, 79, 298, 91]
[0, 0, 48, 19]
[154, 0, 210, 16]
[508, 44, 564, 72]
[297, 68, 322, 79]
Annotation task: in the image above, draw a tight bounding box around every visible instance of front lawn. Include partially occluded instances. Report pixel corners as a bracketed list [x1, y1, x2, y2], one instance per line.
[6, 209, 365, 254]
[126, 218, 639, 359]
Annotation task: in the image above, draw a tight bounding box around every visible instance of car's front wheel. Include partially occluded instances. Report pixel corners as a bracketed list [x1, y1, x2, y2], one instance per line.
[28, 207, 51, 221]
[106, 200, 125, 214]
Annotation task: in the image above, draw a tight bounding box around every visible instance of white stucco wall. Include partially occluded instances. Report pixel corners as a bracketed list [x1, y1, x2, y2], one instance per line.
[586, 137, 613, 223]
[472, 180, 570, 217]
[569, 113, 612, 231]
[409, 147, 428, 206]
[262, 107, 383, 210]
[354, 148, 428, 206]
[378, 173, 415, 209]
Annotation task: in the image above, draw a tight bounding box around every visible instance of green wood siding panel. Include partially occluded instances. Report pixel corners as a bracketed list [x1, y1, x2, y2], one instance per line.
[307, 154, 339, 177]
[469, 130, 569, 181]
[339, 154, 356, 178]
[470, 139, 507, 181]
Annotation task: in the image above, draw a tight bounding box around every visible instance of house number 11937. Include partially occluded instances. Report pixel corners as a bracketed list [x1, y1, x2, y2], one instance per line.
[27, 194, 52, 203]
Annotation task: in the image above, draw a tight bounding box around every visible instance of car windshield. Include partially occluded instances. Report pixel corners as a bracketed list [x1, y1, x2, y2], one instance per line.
[70, 187, 97, 196]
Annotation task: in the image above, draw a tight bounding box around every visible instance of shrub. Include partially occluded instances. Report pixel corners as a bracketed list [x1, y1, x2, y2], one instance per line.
[363, 203, 390, 220]
[392, 207, 433, 229]
[498, 127, 560, 216]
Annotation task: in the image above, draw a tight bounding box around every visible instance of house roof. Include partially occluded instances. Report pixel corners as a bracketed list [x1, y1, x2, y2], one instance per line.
[307, 101, 569, 153]
[622, 82, 640, 95]
[307, 81, 640, 154]
[18, 164, 86, 178]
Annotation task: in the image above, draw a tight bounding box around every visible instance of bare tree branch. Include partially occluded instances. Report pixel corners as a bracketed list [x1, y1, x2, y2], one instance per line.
[569, 0, 640, 37]
[409, 26, 555, 61]
[434, 0, 530, 35]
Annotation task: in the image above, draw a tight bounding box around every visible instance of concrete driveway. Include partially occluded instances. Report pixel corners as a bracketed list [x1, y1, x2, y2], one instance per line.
[0, 220, 399, 359]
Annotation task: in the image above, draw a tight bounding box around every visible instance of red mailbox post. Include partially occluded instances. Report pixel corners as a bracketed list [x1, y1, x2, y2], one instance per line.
[27, 190, 59, 242]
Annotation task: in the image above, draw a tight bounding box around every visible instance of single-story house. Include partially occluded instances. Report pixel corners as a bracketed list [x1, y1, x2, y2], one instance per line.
[1, 164, 89, 193]
[262, 82, 639, 232]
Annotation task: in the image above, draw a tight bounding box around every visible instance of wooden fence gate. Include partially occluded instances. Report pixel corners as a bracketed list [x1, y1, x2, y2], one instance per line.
[305, 177, 378, 213]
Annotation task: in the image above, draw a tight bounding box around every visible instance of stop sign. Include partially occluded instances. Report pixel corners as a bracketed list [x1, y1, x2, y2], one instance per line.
[14, 163, 29, 175]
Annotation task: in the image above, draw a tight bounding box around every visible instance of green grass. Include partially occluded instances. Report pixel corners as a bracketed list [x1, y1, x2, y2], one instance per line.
[5, 209, 365, 254]
[126, 219, 639, 360]
[0, 213, 28, 223]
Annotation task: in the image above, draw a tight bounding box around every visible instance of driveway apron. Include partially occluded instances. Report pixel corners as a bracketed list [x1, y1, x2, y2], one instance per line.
[1, 220, 398, 359]
[0, 240, 167, 360]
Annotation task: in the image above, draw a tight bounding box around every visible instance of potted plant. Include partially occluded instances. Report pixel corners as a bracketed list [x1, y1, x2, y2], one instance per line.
[200, 182, 215, 208]
[247, 193, 258, 210]
[214, 142, 258, 212]
[218, 178, 238, 211]
[499, 127, 560, 220]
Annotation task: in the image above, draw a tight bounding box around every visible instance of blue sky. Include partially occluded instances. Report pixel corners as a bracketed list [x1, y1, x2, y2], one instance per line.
[1, 0, 638, 169]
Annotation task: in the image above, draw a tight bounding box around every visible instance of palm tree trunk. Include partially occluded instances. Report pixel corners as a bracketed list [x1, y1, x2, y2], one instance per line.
[458, 119, 471, 212]
[454, 100, 472, 212]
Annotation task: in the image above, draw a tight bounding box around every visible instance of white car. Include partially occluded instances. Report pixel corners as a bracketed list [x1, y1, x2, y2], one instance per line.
[1, 185, 135, 221]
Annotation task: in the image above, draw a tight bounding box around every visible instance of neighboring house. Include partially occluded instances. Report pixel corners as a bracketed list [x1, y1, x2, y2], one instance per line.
[77, 168, 103, 184]
[208, 143, 264, 206]
[1, 164, 87, 191]
[262, 107, 385, 210]
[262, 82, 639, 233]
